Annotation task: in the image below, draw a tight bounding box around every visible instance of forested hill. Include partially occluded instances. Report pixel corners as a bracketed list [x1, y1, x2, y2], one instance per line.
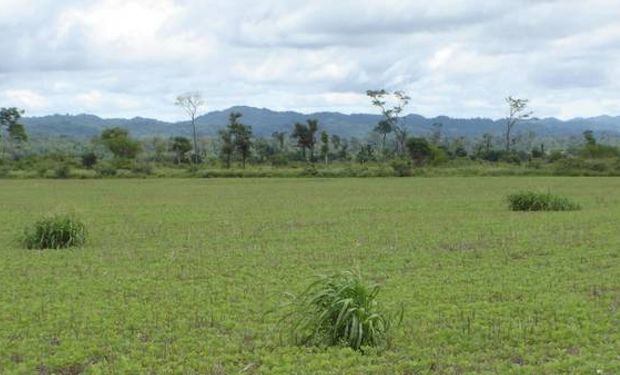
[21, 106, 620, 139]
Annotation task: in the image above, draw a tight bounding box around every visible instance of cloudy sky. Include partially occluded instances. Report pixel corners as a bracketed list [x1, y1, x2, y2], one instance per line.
[1, 0, 619, 121]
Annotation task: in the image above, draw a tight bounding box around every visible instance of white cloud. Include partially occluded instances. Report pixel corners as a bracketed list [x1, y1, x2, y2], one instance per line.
[0, 0, 619, 120]
[1, 89, 48, 110]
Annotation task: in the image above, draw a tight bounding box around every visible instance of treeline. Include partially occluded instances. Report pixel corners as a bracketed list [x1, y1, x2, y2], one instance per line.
[2, 99, 620, 178]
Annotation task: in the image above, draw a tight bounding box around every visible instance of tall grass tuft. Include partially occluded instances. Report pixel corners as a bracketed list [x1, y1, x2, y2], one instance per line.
[23, 214, 87, 249]
[280, 270, 402, 351]
[507, 191, 580, 211]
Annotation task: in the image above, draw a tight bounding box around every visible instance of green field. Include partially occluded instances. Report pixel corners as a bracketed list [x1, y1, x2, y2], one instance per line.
[1, 178, 619, 374]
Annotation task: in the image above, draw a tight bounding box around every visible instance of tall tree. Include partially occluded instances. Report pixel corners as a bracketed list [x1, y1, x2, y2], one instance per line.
[367, 89, 410, 155]
[330, 134, 341, 151]
[0, 107, 27, 159]
[305, 119, 319, 161]
[504, 96, 533, 152]
[583, 130, 596, 146]
[219, 128, 233, 169]
[406, 137, 433, 166]
[482, 133, 493, 154]
[175, 92, 205, 164]
[430, 122, 443, 146]
[99, 127, 141, 159]
[320, 130, 329, 164]
[374, 119, 392, 152]
[170, 136, 192, 164]
[150, 137, 167, 162]
[356, 144, 375, 164]
[291, 119, 319, 162]
[272, 131, 286, 151]
[229, 113, 253, 168]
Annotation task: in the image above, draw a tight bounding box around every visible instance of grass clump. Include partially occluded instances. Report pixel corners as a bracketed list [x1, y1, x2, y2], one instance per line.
[23, 214, 86, 249]
[280, 270, 401, 351]
[507, 191, 580, 211]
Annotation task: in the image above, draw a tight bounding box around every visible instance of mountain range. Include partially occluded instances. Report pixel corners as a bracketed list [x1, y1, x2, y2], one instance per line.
[21, 106, 620, 140]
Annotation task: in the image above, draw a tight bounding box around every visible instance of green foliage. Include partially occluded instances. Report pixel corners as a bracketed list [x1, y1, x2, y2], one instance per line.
[228, 113, 253, 168]
[367, 89, 410, 155]
[291, 120, 319, 161]
[583, 130, 596, 146]
[95, 163, 117, 176]
[390, 158, 411, 177]
[81, 152, 98, 168]
[99, 127, 141, 159]
[0, 164, 9, 177]
[356, 144, 375, 164]
[8, 122, 28, 143]
[548, 150, 564, 162]
[320, 130, 330, 163]
[1, 178, 619, 373]
[507, 191, 580, 211]
[169, 136, 192, 163]
[280, 270, 401, 351]
[130, 162, 153, 175]
[219, 125, 234, 169]
[22, 214, 86, 249]
[301, 164, 318, 176]
[580, 144, 619, 159]
[406, 137, 433, 166]
[0, 107, 28, 158]
[269, 153, 289, 167]
[53, 163, 71, 179]
[553, 158, 620, 176]
[0, 107, 25, 135]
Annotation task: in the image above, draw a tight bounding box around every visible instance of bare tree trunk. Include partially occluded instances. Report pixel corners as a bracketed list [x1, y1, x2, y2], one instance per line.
[191, 115, 199, 162]
[505, 122, 512, 152]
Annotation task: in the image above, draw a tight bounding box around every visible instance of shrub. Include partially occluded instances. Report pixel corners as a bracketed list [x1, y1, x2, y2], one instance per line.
[131, 162, 153, 175]
[507, 191, 580, 211]
[406, 137, 433, 166]
[81, 152, 98, 168]
[53, 163, 71, 179]
[553, 158, 617, 176]
[301, 164, 318, 176]
[23, 214, 86, 249]
[580, 144, 619, 159]
[270, 153, 289, 167]
[0, 165, 10, 178]
[95, 163, 117, 177]
[548, 150, 565, 162]
[280, 270, 402, 351]
[390, 159, 411, 177]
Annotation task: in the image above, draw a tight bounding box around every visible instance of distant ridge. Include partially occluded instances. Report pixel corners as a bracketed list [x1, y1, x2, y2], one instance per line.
[21, 106, 620, 139]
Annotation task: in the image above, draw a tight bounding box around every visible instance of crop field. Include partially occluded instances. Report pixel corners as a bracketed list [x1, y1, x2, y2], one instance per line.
[0, 177, 619, 374]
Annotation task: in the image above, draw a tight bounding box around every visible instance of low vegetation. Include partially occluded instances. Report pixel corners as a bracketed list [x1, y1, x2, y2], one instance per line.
[22, 214, 86, 249]
[1, 178, 618, 373]
[507, 191, 581, 211]
[280, 270, 401, 351]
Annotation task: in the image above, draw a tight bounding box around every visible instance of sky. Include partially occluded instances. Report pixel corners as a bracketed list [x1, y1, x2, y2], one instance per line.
[1, 0, 619, 121]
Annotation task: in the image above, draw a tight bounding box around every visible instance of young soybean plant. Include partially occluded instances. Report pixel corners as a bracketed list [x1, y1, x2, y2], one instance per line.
[507, 191, 581, 211]
[23, 214, 86, 249]
[281, 270, 402, 351]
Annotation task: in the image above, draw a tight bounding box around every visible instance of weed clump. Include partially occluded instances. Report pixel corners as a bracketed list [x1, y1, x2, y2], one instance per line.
[507, 191, 580, 211]
[23, 214, 86, 249]
[280, 270, 401, 351]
